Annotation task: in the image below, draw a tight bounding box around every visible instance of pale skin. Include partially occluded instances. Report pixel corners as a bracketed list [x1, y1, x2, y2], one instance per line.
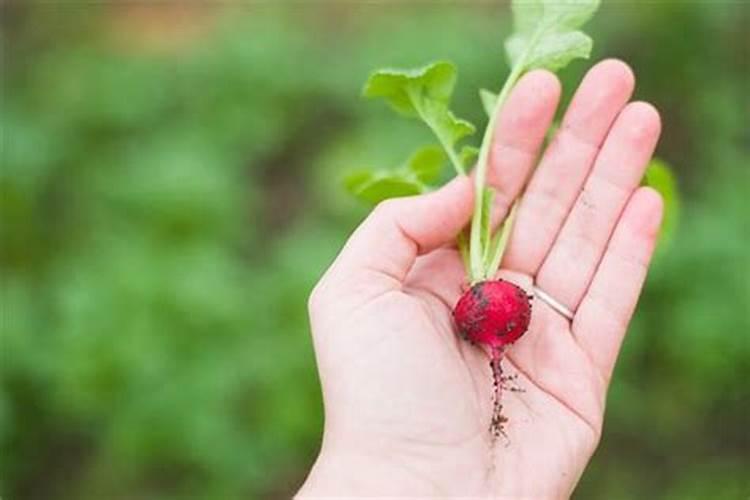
[298, 60, 663, 498]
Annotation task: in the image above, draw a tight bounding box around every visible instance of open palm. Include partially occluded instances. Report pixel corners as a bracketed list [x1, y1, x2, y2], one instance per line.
[300, 60, 663, 498]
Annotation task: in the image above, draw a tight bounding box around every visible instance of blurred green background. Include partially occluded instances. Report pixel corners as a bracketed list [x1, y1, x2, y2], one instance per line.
[1, 2, 748, 499]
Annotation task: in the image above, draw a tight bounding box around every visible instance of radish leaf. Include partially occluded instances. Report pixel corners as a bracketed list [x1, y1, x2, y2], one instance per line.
[363, 61, 475, 175]
[345, 170, 425, 205]
[407, 145, 448, 184]
[505, 0, 599, 72]
[363, 61, 457, 117]
[345, 145, 448, 205]
[460, 145, 480, 169]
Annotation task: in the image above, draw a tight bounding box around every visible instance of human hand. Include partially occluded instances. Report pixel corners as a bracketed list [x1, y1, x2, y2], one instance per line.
[298, 59, 663, 498]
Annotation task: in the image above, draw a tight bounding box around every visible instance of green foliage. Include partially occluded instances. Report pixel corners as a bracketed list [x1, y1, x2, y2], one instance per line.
[363, 61, 458, 117]
[0, 3, 747, 500]
[505, 0, 599, 71]
[363, 61, 475, 175]
[459, 145, 480, 168]
[407, 146, 448, 184]
[642, 158, 680, 250]
[344, 145, 447, 204]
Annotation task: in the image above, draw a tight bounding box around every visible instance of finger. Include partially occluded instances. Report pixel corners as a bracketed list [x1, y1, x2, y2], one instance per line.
[535, 101, 661, 311]
[504, 59, 635, 274]
[325, 176, 474, 293]
[485, 69, 561, 224]
[572, 187, 663, 381]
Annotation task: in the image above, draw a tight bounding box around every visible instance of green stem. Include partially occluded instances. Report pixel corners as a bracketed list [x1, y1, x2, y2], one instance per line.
[443, 143, 466, 176]
[457, 230, 471, 276]
[468, 27, 545, 283]
[486, 201, 518, 276]
[468, 63, 524, 283]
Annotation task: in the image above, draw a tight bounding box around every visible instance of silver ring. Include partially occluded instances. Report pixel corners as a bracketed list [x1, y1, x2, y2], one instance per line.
[533, 286, 575, 321]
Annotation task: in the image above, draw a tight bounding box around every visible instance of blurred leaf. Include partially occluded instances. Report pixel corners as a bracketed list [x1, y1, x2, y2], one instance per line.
[642, 157, 681, 250]
[345, 145, 447, 205]
[459, 145, 480, 169]
[343, 169, 374, 194]
[344, 169, 425, 205]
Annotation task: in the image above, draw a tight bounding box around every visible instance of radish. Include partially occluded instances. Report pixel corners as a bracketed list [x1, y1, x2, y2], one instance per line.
[453, 280, 532, 350]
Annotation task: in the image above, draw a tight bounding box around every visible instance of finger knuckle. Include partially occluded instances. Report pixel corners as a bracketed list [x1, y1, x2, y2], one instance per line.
[372, 198, 400, 219]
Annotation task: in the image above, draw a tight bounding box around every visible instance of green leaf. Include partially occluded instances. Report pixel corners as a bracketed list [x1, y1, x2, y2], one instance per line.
[363, 61, 475, 174]
[355, 176, 424, 204]
[479, 89, 497, 117]
[345, 169, 425, 205]
[511, 0, 599, 33]
[344, 169, 375, 193]
[544, 0, 600, 29]
[506, 30, 593, 71]
[344, 146, 447, 205]
[362, 61, 457, 117]
[459, 145, 479, 169]
[505, 0, 600, 72]
[642, 158, 680, 250]
[511, 0, 545, 34]
[406, 145, 447, 184]
[421, 99, 476, 145]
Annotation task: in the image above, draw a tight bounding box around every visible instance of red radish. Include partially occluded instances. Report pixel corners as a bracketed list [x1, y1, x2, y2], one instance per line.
[453, 279, 532, 349]
[453, 279, 532, 438]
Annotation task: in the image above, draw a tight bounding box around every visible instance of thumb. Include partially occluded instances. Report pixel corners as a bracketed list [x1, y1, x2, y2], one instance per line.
[326, 175, 474, 290]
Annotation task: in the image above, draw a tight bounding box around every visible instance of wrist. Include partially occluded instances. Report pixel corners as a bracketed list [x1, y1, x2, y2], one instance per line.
[297, 434, 460, 498]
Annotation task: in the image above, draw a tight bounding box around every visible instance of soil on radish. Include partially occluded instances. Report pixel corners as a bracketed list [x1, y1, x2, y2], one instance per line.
[490, 350, 509, 439]
[488, 348, 526, 440]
